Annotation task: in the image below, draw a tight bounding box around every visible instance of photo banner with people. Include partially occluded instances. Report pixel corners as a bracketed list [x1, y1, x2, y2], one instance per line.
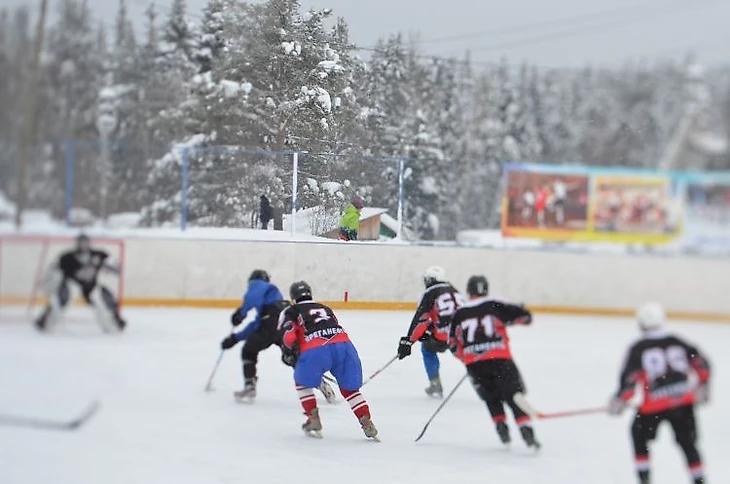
[501, 163, 684, 244]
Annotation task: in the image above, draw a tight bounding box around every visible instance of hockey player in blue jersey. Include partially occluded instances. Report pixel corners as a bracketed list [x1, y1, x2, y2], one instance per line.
[219, 269, 336, 403]
[219, 270, 288, 401]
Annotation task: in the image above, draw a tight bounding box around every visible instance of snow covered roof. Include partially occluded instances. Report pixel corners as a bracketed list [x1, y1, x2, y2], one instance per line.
[282, 205, 389, 236]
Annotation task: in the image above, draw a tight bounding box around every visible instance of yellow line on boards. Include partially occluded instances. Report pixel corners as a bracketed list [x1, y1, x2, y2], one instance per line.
[2, 297, 729, 323]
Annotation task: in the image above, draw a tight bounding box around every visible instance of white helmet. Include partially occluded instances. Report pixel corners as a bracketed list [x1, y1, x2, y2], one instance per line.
[423, 265, 446, 288]
[637, 302, 665, 331]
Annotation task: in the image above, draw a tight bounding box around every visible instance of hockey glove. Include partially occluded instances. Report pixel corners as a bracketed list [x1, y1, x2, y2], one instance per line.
[607, 396, 627, 416]
[221, 334, 239, 350]
[281, 346, 299, 367]
[230, 309, 244, 327]
[397, 336, 413, 360]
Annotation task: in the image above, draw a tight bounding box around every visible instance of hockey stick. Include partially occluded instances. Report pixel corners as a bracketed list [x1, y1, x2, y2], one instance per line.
[362, 355, 398, 387]
[512, 392, 607, 420]
[414, 373, 469, 442]
[204, 350, 225, 392]
[0, 400, 100, 431]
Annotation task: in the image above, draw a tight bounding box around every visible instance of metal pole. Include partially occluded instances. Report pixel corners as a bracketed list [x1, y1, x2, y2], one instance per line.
[397, 157, 405, 238]
[64, 140, 75, 226]
[181, 147, 189, 231]
[99, 133, 110, 220]
[291, 152, 298, 236]
[15, 0, 49, 229]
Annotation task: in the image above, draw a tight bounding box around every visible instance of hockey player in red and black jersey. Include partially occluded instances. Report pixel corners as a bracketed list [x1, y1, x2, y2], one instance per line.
[449, 275, 539, 449]
[396, 266, 464, 398]
[608, 302, 711, 484]
[280, 281, 378, 440]
[34, 234, 125, 333]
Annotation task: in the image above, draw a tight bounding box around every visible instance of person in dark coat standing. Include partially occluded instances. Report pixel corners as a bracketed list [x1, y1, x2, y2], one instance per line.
[260, 195, 273, 230]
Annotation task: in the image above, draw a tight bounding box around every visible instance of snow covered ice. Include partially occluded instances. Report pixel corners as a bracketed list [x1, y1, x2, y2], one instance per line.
[1, 308, 728, 483]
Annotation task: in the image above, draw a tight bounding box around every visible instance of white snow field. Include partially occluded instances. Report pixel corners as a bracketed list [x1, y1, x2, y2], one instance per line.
[0, 308, 728, 484]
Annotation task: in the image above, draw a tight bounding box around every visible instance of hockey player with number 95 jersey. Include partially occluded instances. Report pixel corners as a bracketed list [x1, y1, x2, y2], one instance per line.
[397, 265, 463, 398]
[608, 302, 711, 484]
[280, 281, 378, 440]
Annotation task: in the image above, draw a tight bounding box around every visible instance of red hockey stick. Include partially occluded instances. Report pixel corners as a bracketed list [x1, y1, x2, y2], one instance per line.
[534, 406, 608, 420]
[513, 393, 607, 420]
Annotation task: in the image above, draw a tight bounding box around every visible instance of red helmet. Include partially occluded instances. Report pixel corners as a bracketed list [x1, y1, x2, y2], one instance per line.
[351, 196, 364, 210]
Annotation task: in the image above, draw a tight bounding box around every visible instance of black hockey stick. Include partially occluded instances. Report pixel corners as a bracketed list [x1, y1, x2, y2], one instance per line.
[414, 373, 469, 442]
[362, 355, 398, 387]
[0, 400, 100, 431]
[204, 350, 225, 392]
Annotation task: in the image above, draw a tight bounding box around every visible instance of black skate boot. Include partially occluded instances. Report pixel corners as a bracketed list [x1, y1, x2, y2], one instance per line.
[34, 307, 51, 332]
[302, 408, 323, 438]
[496, 422, 511, 444]
[520, 425, 541, 449]
[233, 378, 257, 403]
[359, 414, 379, 441]
[425, 377, 443, 398]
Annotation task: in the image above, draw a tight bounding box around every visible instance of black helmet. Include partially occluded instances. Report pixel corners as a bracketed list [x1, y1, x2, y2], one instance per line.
[466, 275, 489, 297]
[249, 269, 270, 282]
[76, 233, 91, 251]
[290, 280, 312, 302]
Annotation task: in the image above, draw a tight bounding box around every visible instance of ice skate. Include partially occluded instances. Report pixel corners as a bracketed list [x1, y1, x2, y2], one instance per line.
[496, 422, 511, 445]
[359, 415, 379, 441]
[319, 378, 337, 404]
[520, 425, 541, 449]
[302, 408, 323, 438]
[425, 377, 443, 398]
[233, 379, 256, 403]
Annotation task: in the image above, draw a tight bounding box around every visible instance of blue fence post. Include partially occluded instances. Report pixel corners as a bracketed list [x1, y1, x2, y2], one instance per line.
[397, 157, 406, 238]
[181, 147, 190, 231]
[64, 139, 75, 226]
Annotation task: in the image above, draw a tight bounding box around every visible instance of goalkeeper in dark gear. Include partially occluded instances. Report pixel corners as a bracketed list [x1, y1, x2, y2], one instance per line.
[34, 234, 125, 333]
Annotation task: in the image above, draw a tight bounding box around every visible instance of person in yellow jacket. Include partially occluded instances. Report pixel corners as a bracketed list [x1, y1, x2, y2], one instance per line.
[339, 196, 364, 241]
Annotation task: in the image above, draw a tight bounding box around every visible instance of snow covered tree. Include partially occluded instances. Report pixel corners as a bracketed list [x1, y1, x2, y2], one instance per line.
[194, 0, 227, 73]
[32, 0, 106, 216]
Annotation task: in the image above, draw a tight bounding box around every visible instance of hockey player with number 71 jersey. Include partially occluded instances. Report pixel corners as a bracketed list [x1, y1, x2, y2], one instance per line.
[449, 275, 539, 449]
[397, 266, 463, 398]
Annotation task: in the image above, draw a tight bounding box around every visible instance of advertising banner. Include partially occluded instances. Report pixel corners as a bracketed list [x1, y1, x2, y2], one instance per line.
[501, 163, 683, 244]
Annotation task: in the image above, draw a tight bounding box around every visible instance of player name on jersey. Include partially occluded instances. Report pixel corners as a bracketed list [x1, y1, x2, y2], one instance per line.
[304, 327, 345, 343]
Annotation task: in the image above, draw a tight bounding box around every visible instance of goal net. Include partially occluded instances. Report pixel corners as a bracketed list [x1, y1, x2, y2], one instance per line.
[0, 235, 125, 319]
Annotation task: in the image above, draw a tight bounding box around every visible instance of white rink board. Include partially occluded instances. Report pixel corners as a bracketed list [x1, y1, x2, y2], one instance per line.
[123, 239, 728, 314]
[2, 235, 730, 315]
[0, 309, 727, 484]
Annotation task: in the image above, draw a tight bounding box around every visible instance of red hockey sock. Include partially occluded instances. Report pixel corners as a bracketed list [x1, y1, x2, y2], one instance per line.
[341, 389, 370, 420]
[688, 461, 704, 480]
[296, 385, 317, 415]
[516, 415, 532, 427]
[492, 414, 507, 424]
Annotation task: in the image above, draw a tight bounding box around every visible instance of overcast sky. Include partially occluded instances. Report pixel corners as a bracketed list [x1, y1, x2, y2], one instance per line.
[3, 0, 729, 68]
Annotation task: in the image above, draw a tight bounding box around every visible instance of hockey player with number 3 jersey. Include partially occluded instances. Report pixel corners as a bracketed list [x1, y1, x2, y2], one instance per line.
[449, 275, 539, 449]
[280, 281, 378, 440]
[608, 302, 710, 484]
[34, 234, 125, 333]
[397, 266, 463, 398]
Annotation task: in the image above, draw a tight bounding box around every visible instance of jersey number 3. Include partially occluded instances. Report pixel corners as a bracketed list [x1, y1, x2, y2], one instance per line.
[309, 308, 329, 324]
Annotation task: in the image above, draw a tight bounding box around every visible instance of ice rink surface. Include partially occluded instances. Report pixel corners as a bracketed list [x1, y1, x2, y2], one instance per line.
[0, 307, 727, 484]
